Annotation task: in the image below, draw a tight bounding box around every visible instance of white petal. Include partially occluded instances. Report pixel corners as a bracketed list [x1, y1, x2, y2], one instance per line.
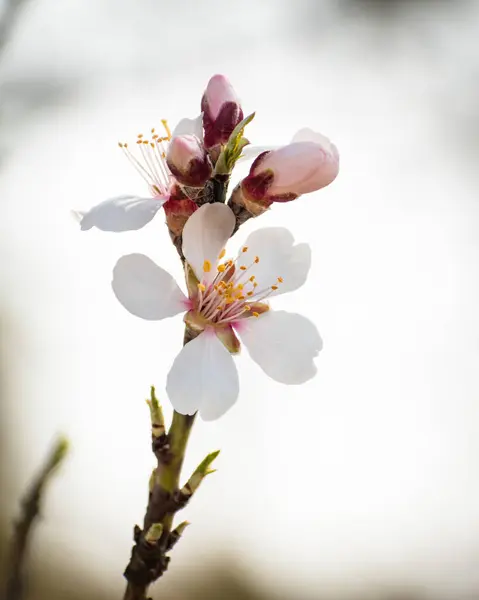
[166, 331, 239, 421]
[77, 195, 165, 232]
[182, 203, 235, 284]
[172, 115, 204, 141]
[238, 228, 311, 297]
[237, 144, 276, 163]
[291, 128, 333, 150]
[237, 310, 322, 384]
[112, 254, 187, 320]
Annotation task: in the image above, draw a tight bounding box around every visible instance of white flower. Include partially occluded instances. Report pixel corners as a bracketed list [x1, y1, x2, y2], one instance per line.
[75, 116, 203, 232]
[112, 203, 322, 421]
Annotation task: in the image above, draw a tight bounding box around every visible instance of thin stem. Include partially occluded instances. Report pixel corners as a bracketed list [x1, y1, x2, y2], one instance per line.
[4, 437, 69, 600]
[123, 331, 198, 600]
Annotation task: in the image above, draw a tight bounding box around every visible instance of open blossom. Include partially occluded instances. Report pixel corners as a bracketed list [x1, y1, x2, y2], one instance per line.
[112, 203, 322, 420]
[241, 128, 339, 205]
[201, 74, 243, 149]
[75, 116, 203, 232]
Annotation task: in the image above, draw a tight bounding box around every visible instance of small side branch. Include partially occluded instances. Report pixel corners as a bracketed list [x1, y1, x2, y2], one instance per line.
[4, 436, 69, 600]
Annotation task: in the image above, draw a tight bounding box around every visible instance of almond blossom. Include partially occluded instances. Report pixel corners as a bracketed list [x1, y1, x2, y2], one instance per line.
[241, 128, 339, 204]
[112, 203, 322, 421]
[76, 116, 203, 232]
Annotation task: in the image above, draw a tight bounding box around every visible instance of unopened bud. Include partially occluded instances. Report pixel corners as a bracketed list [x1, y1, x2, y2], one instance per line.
[201, 74, 244, 148]
[241, 129, 339, 203]
[166, 134, 212, 187]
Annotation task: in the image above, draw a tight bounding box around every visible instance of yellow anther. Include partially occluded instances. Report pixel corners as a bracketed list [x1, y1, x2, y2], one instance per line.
[203, 260, 212, 273]
[138, 133, 143, 138]
[218, 249, 226, 259]
[152, 134, 158, 139]
[151, 128, 155, 133]
[249, 276, 255, 282]
[237, 283, 244, 290]
[240, 265, 247, 271]
[150, 143, 155, 148]
[161, 152, 166, 159]
[197, 283, 206, 292]
[277, 277, 284, 283]
[136, 140, 142, 144]
[254, 256, 260, 264]
[236, 294, 245, 300]
[226, 297, 234, 305]
[242, 246, 248, 253]
[253, 312, 260, 318]
[217, 264, 226, 273]
[143, 140, 149, 145]
[118, 142, 124, 148]
[124, 143, 128, 148]
[247, 291, 254, 297]
[271, 285, 278, 291]
[161, 119, 172, 140]
[244, 305, 251, 311]
[253, 282, 258, 288]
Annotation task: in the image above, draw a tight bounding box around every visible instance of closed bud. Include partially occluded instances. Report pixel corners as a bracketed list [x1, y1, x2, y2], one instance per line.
[201, 74, 244, 148]
[241, 129, 339, 203]
[166, 134, 212, 187]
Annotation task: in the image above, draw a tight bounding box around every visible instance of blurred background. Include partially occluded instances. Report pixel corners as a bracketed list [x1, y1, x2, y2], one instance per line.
[1, 0, 479, 598]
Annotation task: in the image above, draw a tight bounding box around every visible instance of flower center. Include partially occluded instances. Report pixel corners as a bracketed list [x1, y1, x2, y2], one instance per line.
[193, 247, 283, 326]
[118, 119, 172, 197]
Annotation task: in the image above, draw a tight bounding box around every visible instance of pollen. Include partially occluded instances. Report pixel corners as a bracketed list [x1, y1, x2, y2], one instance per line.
[253, 312, 260, 318]
[197, 283, 206, 292]
[249, 276, 255, 282]
[244, 305, 251, 311]
[247, 291, 254, 297]
[217, 264, 226, 273]
[203, 260, 212, 273]
[218, 249, 226, 260]
[254, 256, 260, 264]
[242, 246, 248, 253]
[277, 277, 284, 283]
[240, 265, 247, 271]
[271, 285, 278, 291]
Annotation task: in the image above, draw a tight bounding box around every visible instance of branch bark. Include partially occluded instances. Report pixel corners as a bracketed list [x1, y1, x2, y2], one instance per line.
[4, 436, 69, 600]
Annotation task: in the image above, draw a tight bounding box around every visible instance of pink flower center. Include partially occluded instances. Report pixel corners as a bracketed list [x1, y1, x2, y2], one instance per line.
[192, 247, 283, 326]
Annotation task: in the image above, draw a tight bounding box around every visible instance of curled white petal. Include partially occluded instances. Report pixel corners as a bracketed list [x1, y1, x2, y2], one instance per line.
[172, 115, 204, 141]
[182, 203, 235, 284]
[238, 228, 311, 297]
[166, 330, 239, 421]
[77, 195, 166, 232]
[112, 254, 187, 321]
[237, 310, 322, 384]
[237, 144, 276, 163]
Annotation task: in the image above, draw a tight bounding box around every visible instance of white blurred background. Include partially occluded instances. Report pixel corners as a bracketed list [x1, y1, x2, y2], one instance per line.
[1, 0, 479, 598]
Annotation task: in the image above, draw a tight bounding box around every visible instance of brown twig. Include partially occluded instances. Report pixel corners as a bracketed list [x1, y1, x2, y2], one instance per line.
[122, 381, 197, 600]
[3, 436, 69, 600]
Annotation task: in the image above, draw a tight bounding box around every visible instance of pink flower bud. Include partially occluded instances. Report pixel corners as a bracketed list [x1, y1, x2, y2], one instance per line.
[166, 134, 212, 187]
[201, 74, 243, 148]
[241, 129, 339, 203]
